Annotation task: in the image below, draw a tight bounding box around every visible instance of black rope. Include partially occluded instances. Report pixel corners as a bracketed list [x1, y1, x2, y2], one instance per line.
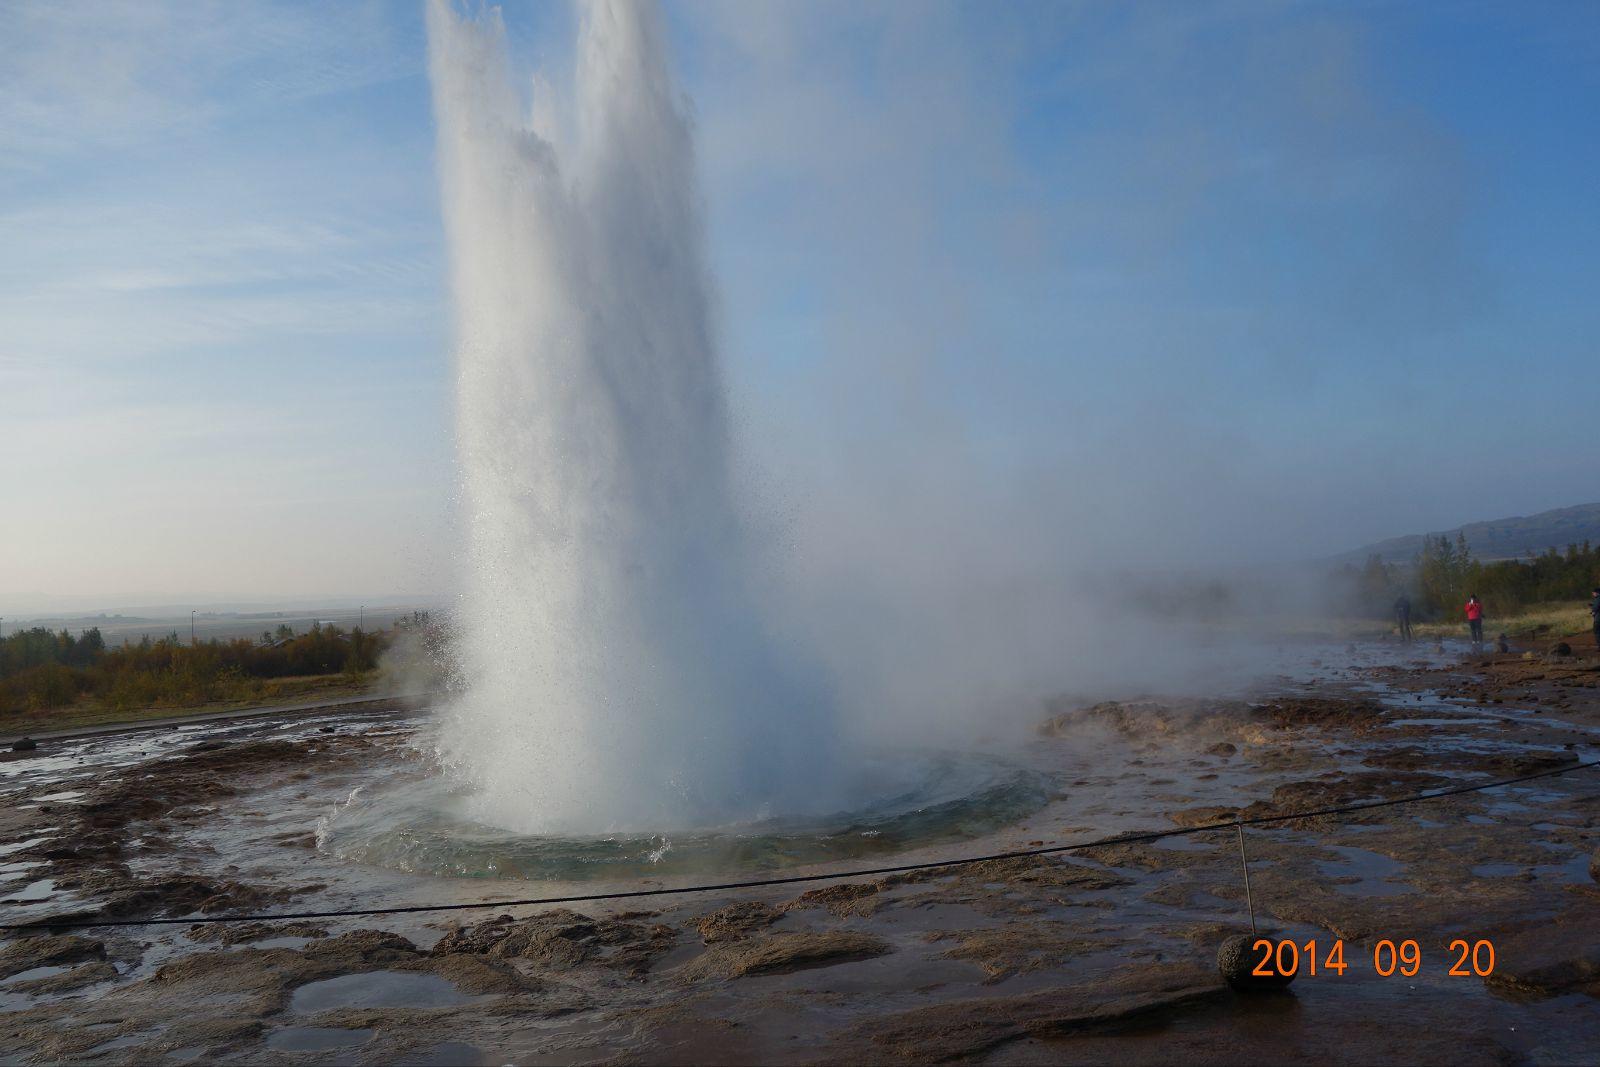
[4, 758, 1596, 933]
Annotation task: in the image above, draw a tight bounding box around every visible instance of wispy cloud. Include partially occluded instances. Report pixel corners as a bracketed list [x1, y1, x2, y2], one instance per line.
[0, 0, 418, 166]
[0, 1, 446, 601]
[0, 0, 1594, 607]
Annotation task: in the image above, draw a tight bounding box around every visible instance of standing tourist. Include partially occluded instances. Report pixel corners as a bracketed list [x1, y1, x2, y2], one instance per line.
[1393, 593, 1413, 643]
[1464, 594, 1486, 651]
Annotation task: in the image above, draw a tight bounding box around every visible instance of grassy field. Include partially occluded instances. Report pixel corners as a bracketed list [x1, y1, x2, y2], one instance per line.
[1, 672, 379, 737]
[1162, 601, 1596, 645]
[1409, 600, 1594, 641]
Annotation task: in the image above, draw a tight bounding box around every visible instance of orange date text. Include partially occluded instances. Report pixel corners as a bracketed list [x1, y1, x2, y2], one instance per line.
[1249, 938, 1495, 978]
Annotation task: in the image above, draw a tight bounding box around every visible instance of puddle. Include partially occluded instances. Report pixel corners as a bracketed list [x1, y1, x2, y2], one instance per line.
[1480, 853, 1600, 886]
[2, 878, 56, 903]
[83, 1036, 146, 1056]
[1552, 853, 1594, 885]
[290, 971, 479, 1013]
[1316, 845, 1412, 897]
[1153, 836, 1216, 852]
[1472, 862, 1523, 878]
[0, 860, 46, 882]
[0, 838, 47, 857]
[1485, 801, 1533, 817]
[251, 936, 317, 951]
[2, 965, 70, 985]
[411, 1041, 486, 1066]
[266, 1026, 373, 1052]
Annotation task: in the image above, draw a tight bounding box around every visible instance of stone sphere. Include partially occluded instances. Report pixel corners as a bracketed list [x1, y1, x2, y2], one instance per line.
[1218, 933, 1296, 992]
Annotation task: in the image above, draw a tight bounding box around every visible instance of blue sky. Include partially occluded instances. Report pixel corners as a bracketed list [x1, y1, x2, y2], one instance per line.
[3, 0, 1597, 607]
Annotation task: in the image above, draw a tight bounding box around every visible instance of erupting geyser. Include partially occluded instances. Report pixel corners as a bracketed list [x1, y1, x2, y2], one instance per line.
[426, 0, 835, 833]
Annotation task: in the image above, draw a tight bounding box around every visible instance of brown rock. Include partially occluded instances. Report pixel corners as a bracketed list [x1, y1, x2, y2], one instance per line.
[0, 934, 106, 979]
[185, 921, 328, 946]
[691, 901, 781, 943]
[1169, 806, 1238, 829]
[676, 930, 890, 981]
[930, 921, 1102, 983]
[785, 881, 887, 918]
[433, 909, 673, 976]
[829, 962, 1222, 1061]
[9, 960, 118, 994]
[1486, 911, 1600, 995]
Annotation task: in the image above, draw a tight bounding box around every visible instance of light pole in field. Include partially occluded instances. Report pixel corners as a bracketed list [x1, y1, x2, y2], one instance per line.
[191, 611, 196, 645]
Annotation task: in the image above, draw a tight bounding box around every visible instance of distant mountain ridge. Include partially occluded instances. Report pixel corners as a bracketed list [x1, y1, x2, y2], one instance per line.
[1333, 502, 1600, 565]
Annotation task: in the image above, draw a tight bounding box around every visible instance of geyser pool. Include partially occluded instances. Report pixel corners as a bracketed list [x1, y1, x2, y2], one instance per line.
[427, 0, 836, 834]
[318, 749, 1051, 882]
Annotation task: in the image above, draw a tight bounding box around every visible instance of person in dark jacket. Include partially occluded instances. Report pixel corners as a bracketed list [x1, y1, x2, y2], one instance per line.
[1393, 594, 1413, 643]
[1590, 586, 1600, 654]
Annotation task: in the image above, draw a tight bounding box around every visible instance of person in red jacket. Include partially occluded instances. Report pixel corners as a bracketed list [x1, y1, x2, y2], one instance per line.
[1464, 594, 1485, 650]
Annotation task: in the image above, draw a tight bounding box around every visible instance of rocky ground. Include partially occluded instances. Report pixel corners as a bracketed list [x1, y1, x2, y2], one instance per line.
[0, 639, 1596, 1065]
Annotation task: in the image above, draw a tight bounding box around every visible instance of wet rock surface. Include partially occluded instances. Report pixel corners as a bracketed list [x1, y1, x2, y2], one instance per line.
[1484, 906, 1600, 996]
[8, 733, 363, 924]
[76, 739, 312, 832]
[9, 961, 118, 995]
[674, 930, 891, 981]
[0, 934, 105, 979]
[185, 920, 329, 946]
[432, 908, 676, 976]
[691, 900, 782, 943]
[929, 921, 1104, 983]
[1, 640, 1598, 1062]
[828, 962, 1226, 1061]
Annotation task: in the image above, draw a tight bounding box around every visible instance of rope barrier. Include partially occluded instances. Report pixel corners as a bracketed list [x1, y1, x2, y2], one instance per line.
[4, 757, 1596, 933]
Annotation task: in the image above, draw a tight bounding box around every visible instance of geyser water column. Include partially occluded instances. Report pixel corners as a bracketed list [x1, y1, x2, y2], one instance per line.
[426, 0, 835, 835]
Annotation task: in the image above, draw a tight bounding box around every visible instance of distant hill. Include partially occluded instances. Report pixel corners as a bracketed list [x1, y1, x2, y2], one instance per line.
[1332, 502, 1600, 565]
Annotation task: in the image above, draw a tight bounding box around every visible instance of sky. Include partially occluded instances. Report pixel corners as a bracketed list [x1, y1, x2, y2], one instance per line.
[3, 0, 1598, 611]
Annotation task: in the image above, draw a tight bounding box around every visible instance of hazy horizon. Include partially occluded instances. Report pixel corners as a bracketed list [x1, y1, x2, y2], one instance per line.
[5, 1, 1599, 604]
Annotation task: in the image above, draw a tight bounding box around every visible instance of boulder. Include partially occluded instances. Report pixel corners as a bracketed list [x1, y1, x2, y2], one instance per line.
[1217, 933, 1294, 992]
[11, 737, 37, 752]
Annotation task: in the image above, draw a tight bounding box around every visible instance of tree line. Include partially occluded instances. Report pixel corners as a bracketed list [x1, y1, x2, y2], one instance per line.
[0, 621, 391, 716]
[1335, 535, 1600, 621]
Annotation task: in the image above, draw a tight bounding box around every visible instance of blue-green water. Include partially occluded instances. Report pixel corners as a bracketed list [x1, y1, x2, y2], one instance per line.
[317, 750, 1052, 882]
